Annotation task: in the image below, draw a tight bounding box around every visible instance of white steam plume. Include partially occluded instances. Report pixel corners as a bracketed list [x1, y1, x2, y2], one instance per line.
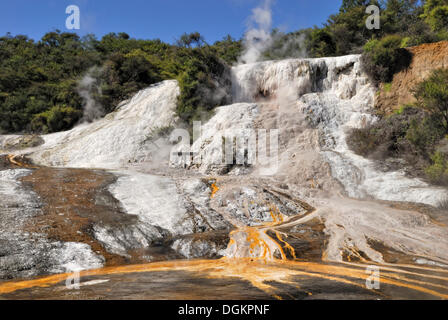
[78, 67, 105, 123]
[239, 0, 274, 64]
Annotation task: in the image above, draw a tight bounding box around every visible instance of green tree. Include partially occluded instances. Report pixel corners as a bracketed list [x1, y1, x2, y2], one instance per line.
[422, 0, 448, 32]
[308, 28, 336, 57]
[382, 0, 421, 34]
[177, 32, 206, 48]
[425, 151, 448, 184]
[31, 105, 82, 133]
[361, 35, 412, 83]
[340, 0, 371, 13]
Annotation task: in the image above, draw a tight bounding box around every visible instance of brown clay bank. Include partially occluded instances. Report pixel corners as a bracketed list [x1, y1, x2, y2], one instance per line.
[375, 41, 448, 115]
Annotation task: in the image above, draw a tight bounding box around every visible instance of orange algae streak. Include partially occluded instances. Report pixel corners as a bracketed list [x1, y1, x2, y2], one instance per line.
[1, 259, 448, 299]
[6, 154, 23, 167]
[275, 231, 296, 260]
[210, 183, 219, 198]
[247, 228, 277, 260]
[225, 204, 297, 262]
[227, 227, 287, 261]
[6, 154, 37, 169]
[0, 260, 215, 295]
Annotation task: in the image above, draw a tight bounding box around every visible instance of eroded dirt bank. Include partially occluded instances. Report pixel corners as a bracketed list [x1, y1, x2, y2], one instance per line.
[376, 41, 448, 114]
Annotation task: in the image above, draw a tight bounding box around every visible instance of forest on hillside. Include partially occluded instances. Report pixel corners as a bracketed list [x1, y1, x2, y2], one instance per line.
[0, 0, 447, 134]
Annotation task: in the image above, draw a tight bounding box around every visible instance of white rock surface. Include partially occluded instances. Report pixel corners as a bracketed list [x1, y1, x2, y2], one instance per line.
[231, 55, 448, 206]
[108, 172, 190, 235]
[170, 103, 259, 174]
[28, 80, 179, 169]
[320, 197, 448, 264]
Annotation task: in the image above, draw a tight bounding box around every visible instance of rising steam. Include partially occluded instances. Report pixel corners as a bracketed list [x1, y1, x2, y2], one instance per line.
[239, 0, 308, 64]
[78, 67, 105, 123]
[239, 0, 274, 64]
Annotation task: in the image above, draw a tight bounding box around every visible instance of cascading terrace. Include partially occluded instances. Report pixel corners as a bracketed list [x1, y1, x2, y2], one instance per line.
[230, 54, 448, 206]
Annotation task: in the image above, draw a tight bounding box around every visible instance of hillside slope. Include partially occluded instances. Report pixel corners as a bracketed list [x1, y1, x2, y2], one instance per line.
[376, 41, 448, 114]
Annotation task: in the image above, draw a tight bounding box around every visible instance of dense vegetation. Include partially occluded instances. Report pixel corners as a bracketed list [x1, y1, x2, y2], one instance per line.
[2, 0, 447, 134]
[260, 1, 445, 59]
[0, 31, 241, 133]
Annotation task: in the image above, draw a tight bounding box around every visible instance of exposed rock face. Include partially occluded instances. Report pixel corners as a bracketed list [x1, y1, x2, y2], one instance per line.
[319, 198, 448, 264]
[0, 135, 44, 152]
[376, 41, 448, 114]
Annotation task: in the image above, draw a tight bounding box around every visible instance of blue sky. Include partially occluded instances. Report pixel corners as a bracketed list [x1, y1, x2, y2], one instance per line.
[0, 0, 342, 43]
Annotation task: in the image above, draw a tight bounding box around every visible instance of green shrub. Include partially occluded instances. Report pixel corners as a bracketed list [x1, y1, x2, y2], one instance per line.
[346, 127, 379, 157]
[414, 68, 448, 133]
[347, 105, 445, 167]
[176, 49, 231, 124]
[405, 114, 445, 156]
[347, 106, 419, 159]
[307, 28, 337, 58]
[394, 104, 408, 115]
[400, 37, 411, 48]
[361, 35, 413, 84]
[425, 151, 448, 184]
[31, 105, 82, 133]
[383, 82, 392, 93]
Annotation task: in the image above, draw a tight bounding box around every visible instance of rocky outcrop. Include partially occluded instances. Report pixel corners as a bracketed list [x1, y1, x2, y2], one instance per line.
[376, 41, 448, 114]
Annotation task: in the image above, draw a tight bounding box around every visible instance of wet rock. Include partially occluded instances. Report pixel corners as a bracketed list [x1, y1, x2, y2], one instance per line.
[0, 135, 44, 151]
[170, 232, 229, 259]
[93, 224, 169, 258]
[0, 169, 104, 279]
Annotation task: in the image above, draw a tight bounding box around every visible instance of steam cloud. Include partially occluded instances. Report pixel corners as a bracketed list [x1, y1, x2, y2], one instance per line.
[239, 0, 308, 64]
[78, 67, 105, 123]
[240, 0, 274, 64]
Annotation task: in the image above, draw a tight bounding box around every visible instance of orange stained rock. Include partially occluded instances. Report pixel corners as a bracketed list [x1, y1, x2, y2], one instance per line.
[210, 183, 219, 198]
[1, 258, 448, 299]
[226, 204, 299, 262]
[275, 231, 296, 260]
[6, 154, 37, 169]
[269, 206, 284, 224]
[7, 154, 24, 167]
